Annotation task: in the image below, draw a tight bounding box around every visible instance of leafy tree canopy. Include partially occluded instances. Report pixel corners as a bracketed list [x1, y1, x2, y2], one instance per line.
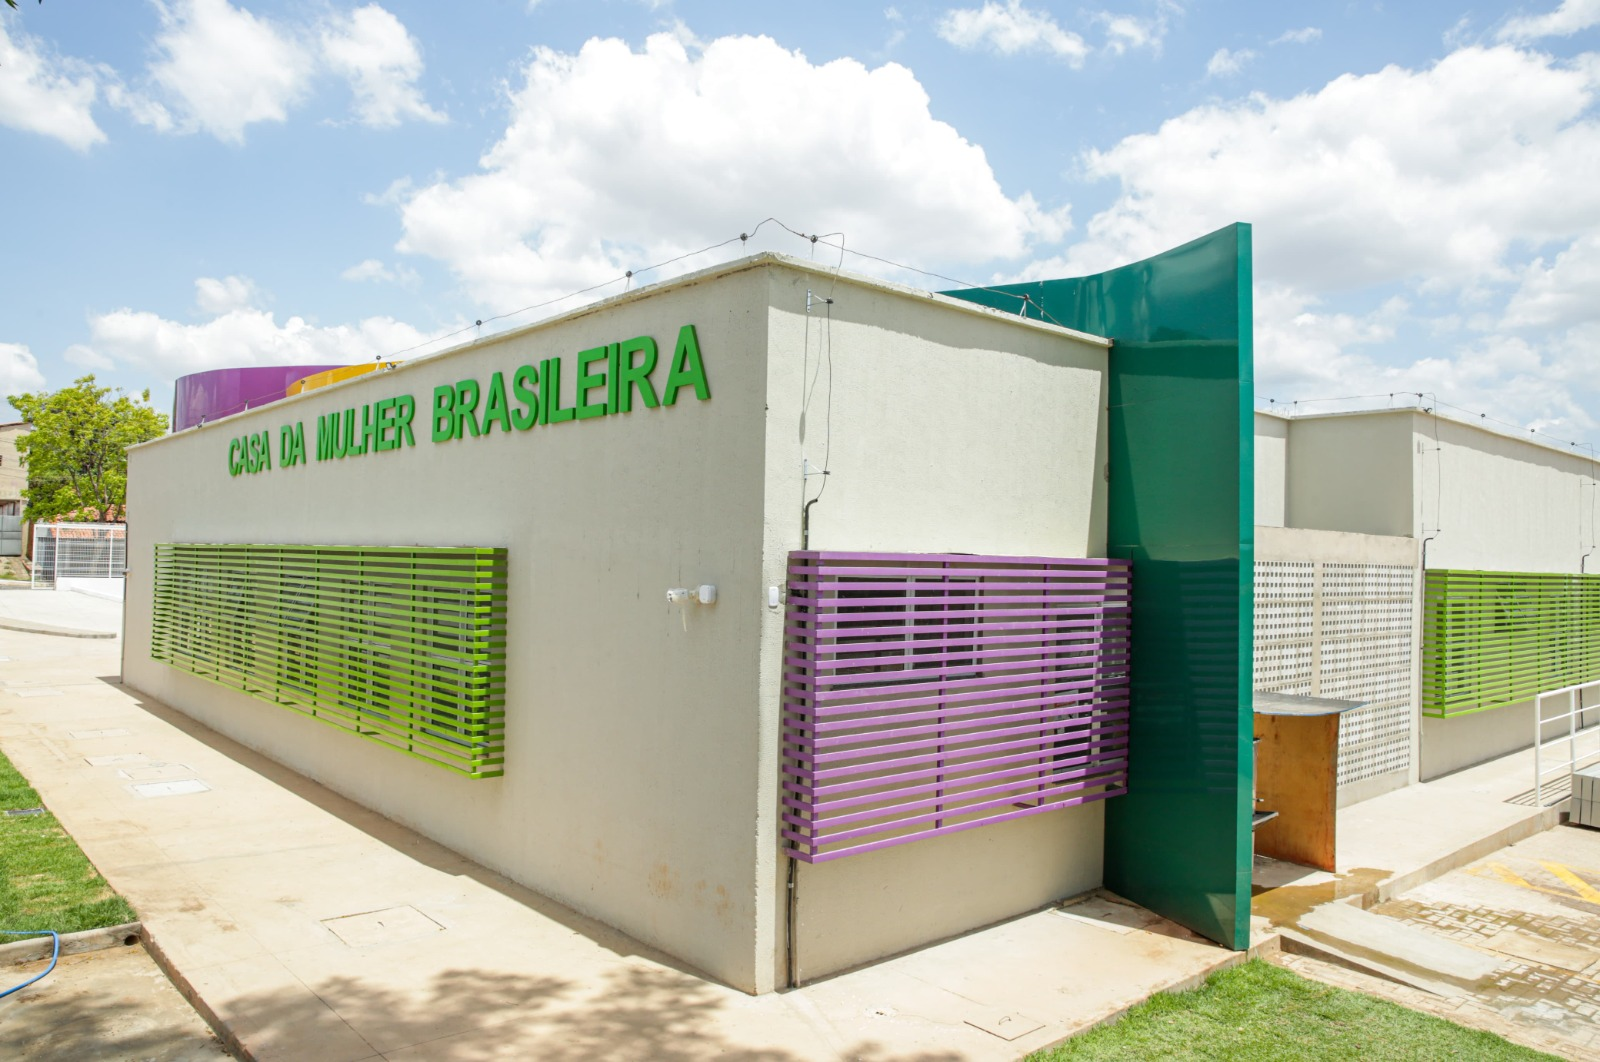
[8, 375, 168, 522]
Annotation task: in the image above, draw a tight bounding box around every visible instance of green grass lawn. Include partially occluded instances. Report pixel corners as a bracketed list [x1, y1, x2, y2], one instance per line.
[1030, 959, 1555, 1062]
[0, 747, 136, 934]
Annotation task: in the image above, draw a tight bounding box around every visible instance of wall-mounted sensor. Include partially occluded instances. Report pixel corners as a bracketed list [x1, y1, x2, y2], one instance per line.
[768, 585, 781, 608]
[666, 586, 717, 605]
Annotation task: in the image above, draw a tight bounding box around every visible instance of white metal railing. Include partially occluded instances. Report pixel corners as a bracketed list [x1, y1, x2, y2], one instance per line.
[1534, 679, 1600, 807]
[29, 522, 127, 589]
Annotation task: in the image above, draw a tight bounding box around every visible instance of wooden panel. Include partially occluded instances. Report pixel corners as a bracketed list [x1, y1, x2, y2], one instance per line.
[1253, 713, 1338, 871]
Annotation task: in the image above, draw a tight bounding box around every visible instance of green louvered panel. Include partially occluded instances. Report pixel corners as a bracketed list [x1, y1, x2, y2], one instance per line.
[152, 543, 507, 777]
[1422, 569, 1600, 718]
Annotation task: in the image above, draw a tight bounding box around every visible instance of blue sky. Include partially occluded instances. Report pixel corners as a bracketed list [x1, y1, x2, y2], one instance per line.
[3, 1, 1598, 445]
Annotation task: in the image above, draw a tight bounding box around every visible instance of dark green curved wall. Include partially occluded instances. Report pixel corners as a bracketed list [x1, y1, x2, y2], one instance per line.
[947, 224, 1254, 950]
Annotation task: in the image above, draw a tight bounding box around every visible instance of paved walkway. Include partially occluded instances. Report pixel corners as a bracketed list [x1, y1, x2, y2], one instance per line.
[0, 585, 121, 638]
[0, 621, 1249, 1062]
[0, 945, 229, 1061]
[1273, 823, 1600, 1061]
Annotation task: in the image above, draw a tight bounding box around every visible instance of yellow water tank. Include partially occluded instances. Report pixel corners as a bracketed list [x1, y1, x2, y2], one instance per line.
[288, 362, 401, 396]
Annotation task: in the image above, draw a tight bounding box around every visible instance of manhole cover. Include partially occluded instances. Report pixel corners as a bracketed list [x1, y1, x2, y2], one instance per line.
[127, 779, 211, 798]
[86, 754, 148, 767]
[322, 906, 444, 947]
[118, 763, 195, 782]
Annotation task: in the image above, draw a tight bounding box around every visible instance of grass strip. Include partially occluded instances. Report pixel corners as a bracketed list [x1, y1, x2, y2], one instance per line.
[0, 747, 136, 934]
[1029, 959, 1556, 1062]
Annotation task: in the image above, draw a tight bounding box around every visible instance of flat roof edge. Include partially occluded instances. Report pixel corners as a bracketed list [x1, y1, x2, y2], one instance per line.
[130, 252, 1111, 453]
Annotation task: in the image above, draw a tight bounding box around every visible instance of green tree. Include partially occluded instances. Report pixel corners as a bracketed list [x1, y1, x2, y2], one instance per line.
[7, 376, 168, 522]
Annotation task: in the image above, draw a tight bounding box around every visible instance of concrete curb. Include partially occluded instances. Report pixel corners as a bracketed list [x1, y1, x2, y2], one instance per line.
[141, 928, 255, 1062]
[0, 922, 144, 965]
[1363, 803, 1568, 909]
[0, 617, 117, 639]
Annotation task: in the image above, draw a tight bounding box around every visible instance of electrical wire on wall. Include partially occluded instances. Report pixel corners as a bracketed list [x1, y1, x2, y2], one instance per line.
[788, 232, 844, 991]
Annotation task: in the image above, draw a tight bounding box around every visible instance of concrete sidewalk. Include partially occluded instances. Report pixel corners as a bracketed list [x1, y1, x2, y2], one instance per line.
[0, 624, 1253, 1062]
[0, 586, 121, 639]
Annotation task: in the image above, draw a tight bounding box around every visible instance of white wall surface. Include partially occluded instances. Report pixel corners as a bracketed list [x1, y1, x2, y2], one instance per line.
[756, 263, 1112, 984]
[1283, 411, 1415, 537]
[1254, 412, 1288, 528]
[126, 264, 774, 992]
[1411, 413, 1599, 574]
[124, 255, 1118, 996]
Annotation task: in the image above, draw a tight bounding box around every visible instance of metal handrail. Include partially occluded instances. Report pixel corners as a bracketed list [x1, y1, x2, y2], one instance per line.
[1534, 678, 1600, 807]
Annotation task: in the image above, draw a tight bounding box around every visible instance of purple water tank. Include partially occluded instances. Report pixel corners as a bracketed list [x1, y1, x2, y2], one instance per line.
[172, 365, 346, 432]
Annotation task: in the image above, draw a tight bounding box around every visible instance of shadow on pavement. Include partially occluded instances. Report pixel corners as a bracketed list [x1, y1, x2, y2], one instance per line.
[221, 960, 966, 1061]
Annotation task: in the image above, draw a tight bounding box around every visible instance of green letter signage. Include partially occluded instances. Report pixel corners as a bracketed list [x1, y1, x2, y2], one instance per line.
[230, 323, 710, 477]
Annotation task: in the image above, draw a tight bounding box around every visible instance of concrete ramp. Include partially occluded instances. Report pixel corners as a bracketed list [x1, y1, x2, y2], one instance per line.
[1289, 902, 1504, 997]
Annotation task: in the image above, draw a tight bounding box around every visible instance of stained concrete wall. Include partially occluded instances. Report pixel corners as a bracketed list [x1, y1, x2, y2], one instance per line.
[755, 263, 1111, 983]
[124, 254, 1116, 995]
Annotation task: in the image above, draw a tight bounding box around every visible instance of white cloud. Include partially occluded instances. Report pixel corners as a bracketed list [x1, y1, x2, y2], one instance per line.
[1205, 47, 1254, 77]
[133, 1, 441, 143]
[194, 275, 260, 316]
[1271, 27, 1322, 46]
[1499, 0, 1600, 41]
[394, 32, 1068, 310]
[0, 18, 107, 150]
[63, 343, 115, 371]
[1050, 46, 1600, 292]
[1095, 4, 1177, 57]
[341, 258, 419, 286]
[320, 4, 445, 128]
[81, 299, 435, 381]
[145, 0, 315, 143]
[342, 258, 393, 282]
[0, 343, 49, 409]
[1503, 234, 1600, 329]
[1253, 286, 1598, 436]
[937, 2, 1089, 65]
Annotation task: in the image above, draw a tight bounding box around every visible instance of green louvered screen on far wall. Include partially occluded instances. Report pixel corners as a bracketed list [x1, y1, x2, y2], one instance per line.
[1422, 569, 1600, 718]
[152, 543, 507, 777]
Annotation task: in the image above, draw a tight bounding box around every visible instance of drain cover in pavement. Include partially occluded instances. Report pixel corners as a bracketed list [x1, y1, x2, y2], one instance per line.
[71, 728, 131, 739]
[964, 1008, 1045, 1041]
[118, 763, 195, 782]
[86, 754, 149, 767]
[127, 779, 211, 798]
[322, 906, 444, 947]
[4, 808, 44, 817]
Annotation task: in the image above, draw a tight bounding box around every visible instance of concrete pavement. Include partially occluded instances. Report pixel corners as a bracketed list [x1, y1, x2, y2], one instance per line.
[0, 585, 121, 639]
[0, 616, 1253, 1061]
[0, 945, 229, 1062]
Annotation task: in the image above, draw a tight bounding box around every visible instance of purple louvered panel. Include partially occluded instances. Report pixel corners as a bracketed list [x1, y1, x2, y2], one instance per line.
[782, 550, 1132, 863]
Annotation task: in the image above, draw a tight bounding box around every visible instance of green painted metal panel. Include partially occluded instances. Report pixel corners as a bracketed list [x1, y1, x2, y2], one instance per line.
[151, 543, 508, 777]
[1422, 569, 1600, 718]
[946, 224, 1254, 950]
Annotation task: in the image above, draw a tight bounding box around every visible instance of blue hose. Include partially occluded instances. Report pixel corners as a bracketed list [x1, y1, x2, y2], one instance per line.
[0, 930, 60, 999]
